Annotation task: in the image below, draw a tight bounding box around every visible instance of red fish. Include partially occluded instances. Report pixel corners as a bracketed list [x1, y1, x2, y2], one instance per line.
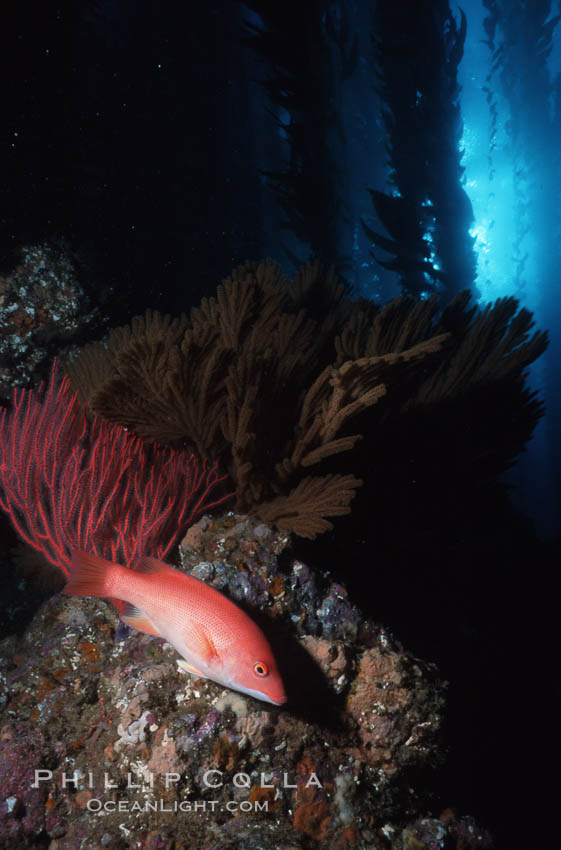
[65, 551, 286, 705]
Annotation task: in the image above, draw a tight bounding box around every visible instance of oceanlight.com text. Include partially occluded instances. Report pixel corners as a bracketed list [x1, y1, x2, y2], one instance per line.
[86, 798, 269, 814]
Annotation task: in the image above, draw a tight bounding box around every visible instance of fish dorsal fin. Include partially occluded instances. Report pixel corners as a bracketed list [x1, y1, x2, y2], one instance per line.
[136, 555, 174, 575]
[121, 602, 162, 637]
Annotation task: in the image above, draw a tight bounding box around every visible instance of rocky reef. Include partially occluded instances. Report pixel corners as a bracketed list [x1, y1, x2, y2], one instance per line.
[0, 515, 493, 849]
[0, 242, 103, 400]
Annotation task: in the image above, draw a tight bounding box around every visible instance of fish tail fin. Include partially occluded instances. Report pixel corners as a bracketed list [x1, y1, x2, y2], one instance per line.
[63, 550, 120, 598]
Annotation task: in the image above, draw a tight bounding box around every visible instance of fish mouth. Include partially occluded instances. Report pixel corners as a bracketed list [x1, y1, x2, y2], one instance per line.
[237, 685, 287, 705]
[260, 688, 287, 706]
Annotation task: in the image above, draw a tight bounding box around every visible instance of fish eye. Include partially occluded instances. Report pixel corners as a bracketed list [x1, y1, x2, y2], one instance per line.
[253, 661, 269, 677]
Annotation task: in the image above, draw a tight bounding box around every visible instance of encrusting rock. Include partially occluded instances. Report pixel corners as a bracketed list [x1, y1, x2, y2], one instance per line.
[0, 514, 493, 849]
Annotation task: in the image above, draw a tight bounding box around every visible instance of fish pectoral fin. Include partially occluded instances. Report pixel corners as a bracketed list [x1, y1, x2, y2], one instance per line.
[176, 659, 207, 679]
[121, 603, 162, 637]
[184, 623, 220, 667]
[182, 622, 222, 668]
[176, 624, 221, 681]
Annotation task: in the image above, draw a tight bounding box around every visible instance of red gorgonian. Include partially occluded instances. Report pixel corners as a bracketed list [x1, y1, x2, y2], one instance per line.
[0, 361, 230, 579]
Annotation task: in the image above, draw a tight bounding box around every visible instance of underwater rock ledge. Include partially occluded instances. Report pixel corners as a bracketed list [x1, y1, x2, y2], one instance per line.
[0, 514, 493, 849]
